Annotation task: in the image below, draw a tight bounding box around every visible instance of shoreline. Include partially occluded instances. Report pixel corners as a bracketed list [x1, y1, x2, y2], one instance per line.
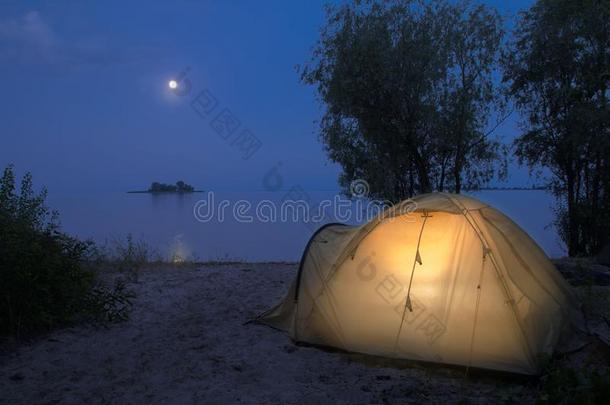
[126, 190, 205, 194]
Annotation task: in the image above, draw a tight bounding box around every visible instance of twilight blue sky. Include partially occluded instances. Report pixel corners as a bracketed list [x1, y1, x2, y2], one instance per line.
[0, 0, 536, 195]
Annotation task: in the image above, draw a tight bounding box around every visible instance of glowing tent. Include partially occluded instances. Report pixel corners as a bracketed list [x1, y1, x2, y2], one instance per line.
[259, 193, 579, 374]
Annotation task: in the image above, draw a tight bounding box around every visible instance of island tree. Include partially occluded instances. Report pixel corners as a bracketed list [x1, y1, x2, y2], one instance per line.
[148, 181, 195, 193]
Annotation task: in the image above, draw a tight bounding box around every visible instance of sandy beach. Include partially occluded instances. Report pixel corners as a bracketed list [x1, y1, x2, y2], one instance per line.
[1, 263, 607, 404]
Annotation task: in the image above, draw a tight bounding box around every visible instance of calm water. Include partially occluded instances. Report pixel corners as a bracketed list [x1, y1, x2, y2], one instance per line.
[47, 190, 564, 262]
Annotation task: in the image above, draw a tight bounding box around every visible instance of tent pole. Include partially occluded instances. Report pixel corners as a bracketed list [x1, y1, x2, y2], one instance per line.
[393, 210, 430, 354]
[466, 251, 487, 374]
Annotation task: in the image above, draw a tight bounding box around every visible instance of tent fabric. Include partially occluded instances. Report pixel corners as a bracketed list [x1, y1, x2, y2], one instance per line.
[259, 193, 580, 375]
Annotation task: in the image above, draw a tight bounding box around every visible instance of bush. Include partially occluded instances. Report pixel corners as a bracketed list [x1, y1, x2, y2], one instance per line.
[85, 234, 161, 284]
[105, 234, 158, 281]
[0, 165, 132, 339]
[84, 278, 135, 324]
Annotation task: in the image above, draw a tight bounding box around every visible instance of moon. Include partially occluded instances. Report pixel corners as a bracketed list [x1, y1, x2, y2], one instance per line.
[168, 80, 178, 89]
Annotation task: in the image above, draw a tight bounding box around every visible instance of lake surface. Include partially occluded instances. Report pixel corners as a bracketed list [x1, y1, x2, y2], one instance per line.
[47, 190, 565, 262]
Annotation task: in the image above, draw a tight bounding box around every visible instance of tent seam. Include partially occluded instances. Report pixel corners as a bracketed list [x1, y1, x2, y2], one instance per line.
[479, 210, 565, 311]
[441, 193, 537, 370]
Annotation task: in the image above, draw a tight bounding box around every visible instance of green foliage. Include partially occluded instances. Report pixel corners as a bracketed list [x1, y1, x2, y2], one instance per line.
[0, 165, 133, 339]
[301, 0, 506, 201]
[503, 0, 610, 256]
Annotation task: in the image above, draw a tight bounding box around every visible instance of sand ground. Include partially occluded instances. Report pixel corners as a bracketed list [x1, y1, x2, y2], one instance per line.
[0, 263, 607, 404]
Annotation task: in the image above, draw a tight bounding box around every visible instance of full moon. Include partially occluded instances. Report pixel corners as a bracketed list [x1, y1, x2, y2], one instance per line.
[168, 80, 178, 89]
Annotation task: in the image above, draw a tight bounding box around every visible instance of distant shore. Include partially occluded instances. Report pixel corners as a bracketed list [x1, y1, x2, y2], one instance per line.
[127, 187, 546, 194]
[467, 186, 549, 191]
[126, 190, 205, 194]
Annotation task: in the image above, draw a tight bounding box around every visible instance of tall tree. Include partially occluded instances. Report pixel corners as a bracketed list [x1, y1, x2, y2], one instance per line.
[302, 0, 505, 201]
[441, 3, 506, 193]
[503, 0, 610, 256]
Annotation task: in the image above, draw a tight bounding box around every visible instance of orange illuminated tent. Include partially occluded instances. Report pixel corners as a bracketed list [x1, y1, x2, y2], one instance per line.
[258, 193, 580, 374]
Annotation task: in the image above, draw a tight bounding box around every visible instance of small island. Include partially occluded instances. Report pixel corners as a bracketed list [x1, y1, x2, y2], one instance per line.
[127, 181, 203, 194]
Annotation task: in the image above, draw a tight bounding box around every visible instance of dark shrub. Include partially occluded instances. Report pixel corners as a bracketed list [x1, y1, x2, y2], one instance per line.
[0, 165, 131, 339]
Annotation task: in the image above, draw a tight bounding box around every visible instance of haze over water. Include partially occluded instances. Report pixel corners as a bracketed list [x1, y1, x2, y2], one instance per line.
[47, 189, 562, 262]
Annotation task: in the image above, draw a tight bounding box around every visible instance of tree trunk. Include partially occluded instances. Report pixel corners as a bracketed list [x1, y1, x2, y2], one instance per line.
[454, 159, 462, 194]
[566, 169, 579, 256]
[453, 143, 463, 194]
[408, 166, 415, 197]
[439, 157, 446, 192]
[413, 151, 431, 193]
